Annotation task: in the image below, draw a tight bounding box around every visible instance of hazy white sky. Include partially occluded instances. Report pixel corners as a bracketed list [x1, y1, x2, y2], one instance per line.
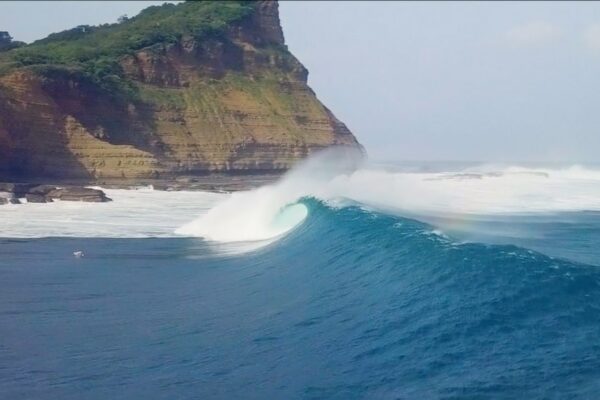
[2, 1, 600, 162]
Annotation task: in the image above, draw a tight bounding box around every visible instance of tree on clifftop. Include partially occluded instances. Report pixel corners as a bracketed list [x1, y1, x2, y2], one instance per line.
[0, 31, 25, 52]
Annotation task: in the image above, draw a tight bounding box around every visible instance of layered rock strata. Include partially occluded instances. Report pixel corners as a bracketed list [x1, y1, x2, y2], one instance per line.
[0, 1, 361, 182]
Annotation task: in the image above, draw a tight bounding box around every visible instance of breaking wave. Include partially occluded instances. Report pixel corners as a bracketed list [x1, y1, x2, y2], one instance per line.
[175, 149, 600, 250]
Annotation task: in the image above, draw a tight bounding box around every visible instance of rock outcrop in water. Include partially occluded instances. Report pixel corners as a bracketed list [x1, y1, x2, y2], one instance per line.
[0, 1, 360, 183]
[0, 183, 111, 203]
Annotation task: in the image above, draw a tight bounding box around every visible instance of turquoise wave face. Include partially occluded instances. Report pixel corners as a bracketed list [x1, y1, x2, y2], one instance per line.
[270, 202, 309, 234]
[2, 199, 600, 398]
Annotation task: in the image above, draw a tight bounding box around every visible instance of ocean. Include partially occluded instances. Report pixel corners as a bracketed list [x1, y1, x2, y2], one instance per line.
[2, 155, 600, 399]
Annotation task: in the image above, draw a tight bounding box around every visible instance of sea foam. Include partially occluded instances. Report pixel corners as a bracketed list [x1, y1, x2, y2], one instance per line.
[176, 150, 600, 243]
[0, 187, 224, 238]
[3, 151, 600, 241]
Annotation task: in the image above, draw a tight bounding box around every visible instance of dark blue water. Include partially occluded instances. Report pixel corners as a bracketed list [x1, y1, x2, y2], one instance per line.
[2, 199, 600, 399]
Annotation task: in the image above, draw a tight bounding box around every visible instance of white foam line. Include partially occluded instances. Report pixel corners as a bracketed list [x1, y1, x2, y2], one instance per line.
[0, 188, 225, 238]
[2, 151, 600, 241]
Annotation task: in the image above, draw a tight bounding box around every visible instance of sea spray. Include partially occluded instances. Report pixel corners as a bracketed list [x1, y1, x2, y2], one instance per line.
[175, 151, 600, 243]
[3, 155, 600, 240]
[174, 147, 365, 242]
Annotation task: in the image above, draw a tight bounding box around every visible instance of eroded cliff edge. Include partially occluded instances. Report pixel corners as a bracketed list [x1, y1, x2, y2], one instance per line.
[0, 1, 360, 182]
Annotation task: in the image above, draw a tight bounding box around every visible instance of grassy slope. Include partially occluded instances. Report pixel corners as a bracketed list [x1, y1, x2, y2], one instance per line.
[0, 1, 255, 93]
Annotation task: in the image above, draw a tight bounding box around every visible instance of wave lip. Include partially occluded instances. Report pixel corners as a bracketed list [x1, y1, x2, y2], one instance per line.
[175, 148, 363, 243]
[174, 186, 309, 242]
[175, 151, 600, 249]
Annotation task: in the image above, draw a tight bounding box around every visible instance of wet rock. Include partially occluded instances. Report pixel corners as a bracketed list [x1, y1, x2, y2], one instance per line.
[151, 183, 173, 191]
[47, 187, 112, 202]
[0, 183, 112, 204]
[28, 185, 58, 196]
[0, 183, 37, 197]
[25, 193, 47, 203]
[175, 176, 199, 184]
[0, 190, 19, 205]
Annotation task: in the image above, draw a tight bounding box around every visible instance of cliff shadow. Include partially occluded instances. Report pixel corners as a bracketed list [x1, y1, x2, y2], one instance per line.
[38, 68, 163, 157]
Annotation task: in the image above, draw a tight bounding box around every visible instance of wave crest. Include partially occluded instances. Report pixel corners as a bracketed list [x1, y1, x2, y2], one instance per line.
[175, 147, 363, 243]
[176, 152, 600, 245]
[175, 186, 309, 242]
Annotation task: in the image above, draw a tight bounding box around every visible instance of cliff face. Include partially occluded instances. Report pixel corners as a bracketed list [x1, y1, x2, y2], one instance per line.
[0, 1, 360, 181]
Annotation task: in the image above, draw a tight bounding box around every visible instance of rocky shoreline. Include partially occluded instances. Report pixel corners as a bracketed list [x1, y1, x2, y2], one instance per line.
[0, 183, 112, 204]
[101, 173, 282, 192]
[0, 173, 282, 205]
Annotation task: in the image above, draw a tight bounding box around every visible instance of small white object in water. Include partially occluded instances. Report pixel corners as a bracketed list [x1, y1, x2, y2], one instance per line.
[73, 251, 84, 258]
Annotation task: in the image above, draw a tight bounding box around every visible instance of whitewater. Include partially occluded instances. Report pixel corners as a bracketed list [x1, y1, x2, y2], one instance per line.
[3, 149, 600, 245]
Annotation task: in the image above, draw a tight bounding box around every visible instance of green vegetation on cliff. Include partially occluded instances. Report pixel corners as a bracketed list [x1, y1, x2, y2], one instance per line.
[0, 1, 255, 94]
[0, 32, 25, 53]
[3, 1, 254, 66]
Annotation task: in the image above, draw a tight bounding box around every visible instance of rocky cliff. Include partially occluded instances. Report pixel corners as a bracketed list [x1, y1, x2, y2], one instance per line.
[0, 1, 360, 182]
